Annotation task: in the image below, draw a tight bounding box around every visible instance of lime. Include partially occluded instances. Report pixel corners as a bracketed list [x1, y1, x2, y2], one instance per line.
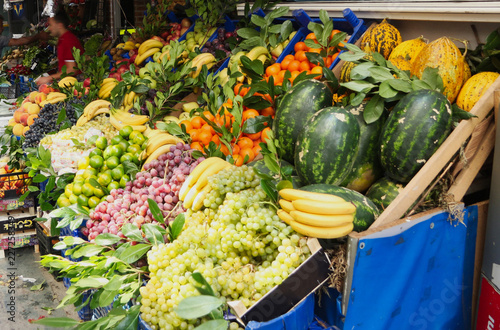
[73, 176, 85, 184]
[98, 172, 112, 187]
[85, 175, 98, 184]
[103, 146, 113, 159]
[88, 196, 101, 209]
[82, 183, 95, 197]
[77, 194, 89, 207]
[89, 148, 103, 158]
[127, 144, 142, 155]
[129, 130, 142, 141]
[109, 145, 123, 158]
[107, 181, 120, 191]
[95, 136, 108, 150]
[119, 125, 133, 139]
[77, 156, 90, 170]
[141, 140, 148, 150]
[100, 163, 109, 172]
[111, 166, 125, 181]
[83, 168, 98, 178]
[119, 174, 131, 188]
[277, 180, 293, 191]
[57, 195, 71, 208]
[69, 194, 78, 204]
[100, 196, 107, 203]
[64, 183, 73, 198]
[111, 135, 125, 145]
[72, 182, 83, 196]
[120, 153, 134, 163]
[89, 155, 104, 170]
[106, 156, 120, 169]
[118, 140, 130, 154]
[132, 133, 146, 146]
[93, 186, 105, 198]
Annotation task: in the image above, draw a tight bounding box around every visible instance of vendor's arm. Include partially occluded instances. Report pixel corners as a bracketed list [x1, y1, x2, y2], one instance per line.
[35, 61, 78, 85]
[8, 31, 50, 47]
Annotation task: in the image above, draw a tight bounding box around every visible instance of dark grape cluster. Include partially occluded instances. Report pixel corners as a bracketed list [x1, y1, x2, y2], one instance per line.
[202, 27, 240, 57]
[87, 143, 205, 241]
[22, 99, 80, 149]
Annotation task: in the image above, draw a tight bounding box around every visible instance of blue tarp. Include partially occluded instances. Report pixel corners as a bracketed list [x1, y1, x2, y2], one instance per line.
[343, 205, 478, 330]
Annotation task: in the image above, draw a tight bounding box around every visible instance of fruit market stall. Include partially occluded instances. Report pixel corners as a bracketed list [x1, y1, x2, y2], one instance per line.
[0, 1, 499, 329]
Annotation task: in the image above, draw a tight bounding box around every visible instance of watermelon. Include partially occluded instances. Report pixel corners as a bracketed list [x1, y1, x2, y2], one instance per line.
[300, 184, 379, 232]
[379, 89, 453, 183]
[295, 107, 360, 185]
[340, 103, 387, 193]
[273, 80, 333, 164]
[365, 176, 405, 212]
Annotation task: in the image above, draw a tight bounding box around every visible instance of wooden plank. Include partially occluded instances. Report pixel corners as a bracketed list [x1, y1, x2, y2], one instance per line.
[472, 200, 489, 328]
[369, 77, 500, 229]
[447, 121, 495, 201]
[495, 90, 500, 128]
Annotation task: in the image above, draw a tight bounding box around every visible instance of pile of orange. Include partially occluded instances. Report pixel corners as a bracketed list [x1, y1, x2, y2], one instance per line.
[180, 84, 274, 166]
[264, 31, 347, 85]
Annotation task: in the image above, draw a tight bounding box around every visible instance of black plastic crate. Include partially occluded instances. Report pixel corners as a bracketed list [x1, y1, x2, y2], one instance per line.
[0, 85, 17, 99]
[35, 221, 60, 256]
[0, 171, 31, 200]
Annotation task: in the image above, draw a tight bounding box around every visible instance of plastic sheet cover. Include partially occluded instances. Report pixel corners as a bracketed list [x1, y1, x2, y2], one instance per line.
[343, 205, 477, 330]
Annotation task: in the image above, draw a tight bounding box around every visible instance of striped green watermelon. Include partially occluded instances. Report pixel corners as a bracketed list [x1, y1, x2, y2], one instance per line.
[295, 107, 360, 185]
[365, 176, 405, 212]
[273, 80, 333, 164]
[300, 184, 379, 232]
[340, 103, 387, 193]
[380, 89, 452, 183]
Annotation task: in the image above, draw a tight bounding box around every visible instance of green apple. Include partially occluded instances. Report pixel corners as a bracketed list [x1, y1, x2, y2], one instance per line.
[142, 76, 157, 89]
[186, 32, 195, 40]
[139, 67, 150, 78]
[153, 51, 162, 62]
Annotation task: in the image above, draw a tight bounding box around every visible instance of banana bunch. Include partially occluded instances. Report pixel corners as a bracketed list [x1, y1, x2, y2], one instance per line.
[228, 46, 270, 83]
[76, 100, 112, 126]
[98, 78, 119, 99]
[39, 92, 67, 107]
[141, 129, 184, 166]
[135, 39, 164, 66]
[157, 47, 189, 64]
[179, 157, 232, 211]
[190, 53, 216, 78]
[58, 76, 77, 88]
[110, 107, 149, 132]
[277, 188, 356, 239]
[116, 41, 137, 51]
[123, 90, 138, 107]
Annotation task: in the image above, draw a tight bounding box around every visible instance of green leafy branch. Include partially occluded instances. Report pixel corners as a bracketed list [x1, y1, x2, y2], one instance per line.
[0, 126, 26, 171]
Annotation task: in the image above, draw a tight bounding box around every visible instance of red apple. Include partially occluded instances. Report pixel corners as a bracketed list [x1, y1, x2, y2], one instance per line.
[129, 49, 137, 57]
[161, 31, 170, 40]
[151, 36, 163, 42]
[84, 87, 90, 95]
[130, 54, 137, 63]
[83, 78, 91, 88]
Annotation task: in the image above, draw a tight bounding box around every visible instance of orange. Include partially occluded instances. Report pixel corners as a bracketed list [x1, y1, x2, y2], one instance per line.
[198, 130, 212, 146]
[252, 144, 262, 156]
[220, 144, 230, 156]
[261, 106, 275, 117]
[253, 139, 261, 147]
[233, 154, 244, 167]
[232, 144, 240, 156]
[265, 63, 281, 77]
[237, 137, 253, 150]
[261, 127, 272, 142]
[189, 129, 200, 142]
[277, 70, 287, 83]
[245, 131, 261, 141]
[295, 50, 307, 62]
[240, 148, 255, 163]
[284, 54, 295, 61]
[191, 116, 205, 129]
[211, 134, 221, 145]
[305, 32, 317, 40]
[190, 142, 203, 152]
[280, 58, 292, 70]
[254, 93, 273, 104]
[203, 110, 215, 122]
[233, 83, 243, 96]
[294, 41, 306, 52]
[270, 74, 282, 85]
[180, 120, 193, 132]
[290, 70, 301, 83]
[310, 66, 323, 79]
[299, 61, 310, 71]
[242, 109, 259, 122]
[307, 48, 322, 54]
[288, 60, 300, 72]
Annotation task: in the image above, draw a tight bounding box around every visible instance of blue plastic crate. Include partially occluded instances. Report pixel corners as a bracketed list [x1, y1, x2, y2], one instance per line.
[274, 8, 367, 70]
[18, 76, 37, 96]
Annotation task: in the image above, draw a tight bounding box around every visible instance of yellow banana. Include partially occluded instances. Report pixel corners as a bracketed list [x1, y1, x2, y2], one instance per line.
[146, 133, 182, 156]
[123, 41, 136, 50]
[115, 43, 125, 49]
[246, 46, 269, 61]
[138, 39, 164, 55]
[47, 96, 67, 104]
[109, 116, 147, 132]
[290, 210, 353, 228]
[143, 144, 174, 166]
[90, 108, 110, 119]
[279, 199, 295, 213]
[135, 47, 161, 66]
[58, 76, 77, 88]
[76, 115, 89, 127]
[102, 78, 118, 85]
[191, 184, 212, 211]
[279, 189, 345, 203]
[112, 110, 150, 125]
[289, 220, 354, 239]
[46, 92, 67, 101]
[143, 126, 154, 138]
[98, 82, 117, 99]
[83, 99, 111, 118]
[163, 116, 180, 124]
[192, 161, 231, 191]
[183, 185, 200, 209]
[180, 157, 227, 199]
[256, 53, 269, 65]
[191, 53, 216, 78]
[292, 200, 356, 215]
[277, 209, 293, 225]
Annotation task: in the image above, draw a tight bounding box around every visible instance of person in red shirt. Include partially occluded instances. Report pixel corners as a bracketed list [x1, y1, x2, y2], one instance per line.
[36, 9, 84, 86]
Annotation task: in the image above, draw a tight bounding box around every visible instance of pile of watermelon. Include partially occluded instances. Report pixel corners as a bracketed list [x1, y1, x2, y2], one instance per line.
[272, 80, 453, 232]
